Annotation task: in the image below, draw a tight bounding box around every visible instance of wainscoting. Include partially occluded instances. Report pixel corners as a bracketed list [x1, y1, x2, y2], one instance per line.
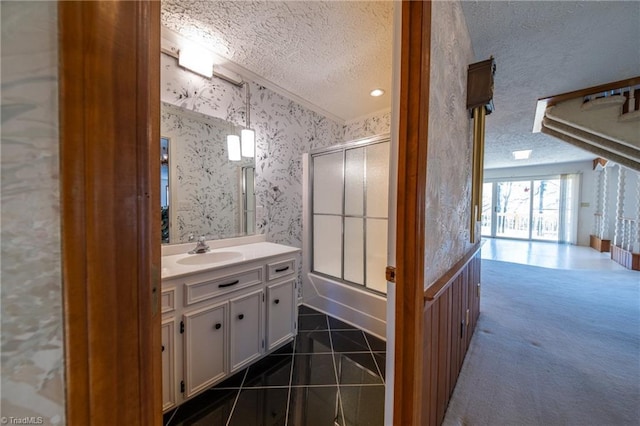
[422, 247, 481, 425]
[611, 244, 640, 271]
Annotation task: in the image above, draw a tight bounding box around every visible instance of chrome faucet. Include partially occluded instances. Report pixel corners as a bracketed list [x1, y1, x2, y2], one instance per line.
[188, 236, 210, 254]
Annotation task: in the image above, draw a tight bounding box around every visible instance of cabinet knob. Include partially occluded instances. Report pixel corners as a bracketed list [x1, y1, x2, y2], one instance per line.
[238, 314, 244, 320]
[215, 323, 222, 330]
[274, 299, 280, 305]
[161, 345, 165, 352]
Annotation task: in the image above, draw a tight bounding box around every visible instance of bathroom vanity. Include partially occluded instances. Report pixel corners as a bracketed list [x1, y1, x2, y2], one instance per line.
[160, 241, 300, 411]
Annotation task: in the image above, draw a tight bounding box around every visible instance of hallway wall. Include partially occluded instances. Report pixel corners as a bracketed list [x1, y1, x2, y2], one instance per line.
[0, 2, 65, 423]
[425, 0, 476, 287]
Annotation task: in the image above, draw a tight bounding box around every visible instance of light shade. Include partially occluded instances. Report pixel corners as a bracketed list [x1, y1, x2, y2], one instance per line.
[370, 88, 385, 97]
[227, 135, 241, 161]
[241, 128, 255, 157]
[178, 46, 213, 78]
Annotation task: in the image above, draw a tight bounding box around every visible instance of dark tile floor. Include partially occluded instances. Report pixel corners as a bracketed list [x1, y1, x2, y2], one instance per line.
[164, 305, 386, 426]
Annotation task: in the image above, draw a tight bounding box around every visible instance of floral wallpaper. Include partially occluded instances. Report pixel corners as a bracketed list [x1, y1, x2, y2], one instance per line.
[161, 48, 392, 293]
[162, 54, 345, 250]
[161, 103, 252, 242]
[1, 2, 65, 423]
[425, 0, 476, 287]
[344, 109, 391, 142]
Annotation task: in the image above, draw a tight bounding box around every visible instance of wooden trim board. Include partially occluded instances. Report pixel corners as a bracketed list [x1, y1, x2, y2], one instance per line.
[59, 2, 162, 424]
[393, 1, 431, 424]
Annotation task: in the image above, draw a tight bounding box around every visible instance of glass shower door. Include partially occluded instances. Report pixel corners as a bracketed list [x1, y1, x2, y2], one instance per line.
[363, 143, 389, 293]
[311, 140, 390, 294]
[312, 151, 344, 278]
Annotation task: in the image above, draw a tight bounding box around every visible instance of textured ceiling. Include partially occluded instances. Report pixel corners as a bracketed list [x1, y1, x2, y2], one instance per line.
[161, 0, 393, 122]
[161, 1, 640, 168]
[461, 0, 640, 169]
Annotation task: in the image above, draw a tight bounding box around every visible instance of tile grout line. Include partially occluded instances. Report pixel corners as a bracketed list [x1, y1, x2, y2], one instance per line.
[165, 406, 179, 426]
[363, 333, 385, 385]
[284, 333, 297, 426]
[224, 367, 249, 426]
[326, 314, 347, 426]
[239, 383, 384, 389]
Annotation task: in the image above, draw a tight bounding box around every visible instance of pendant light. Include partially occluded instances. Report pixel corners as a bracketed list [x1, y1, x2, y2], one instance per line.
[227, 134, 241, 161]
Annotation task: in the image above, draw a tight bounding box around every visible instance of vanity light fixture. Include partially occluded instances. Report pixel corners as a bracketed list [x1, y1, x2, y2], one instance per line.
[227, 134, 241, 161]
[178, 45, 213, 78]
[241, 129, 255, 157]
[512, 149, 532, 160]
[370, 88, 385, 97]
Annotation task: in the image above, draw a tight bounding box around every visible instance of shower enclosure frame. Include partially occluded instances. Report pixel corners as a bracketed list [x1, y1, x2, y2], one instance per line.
[307, 133, 391, 295]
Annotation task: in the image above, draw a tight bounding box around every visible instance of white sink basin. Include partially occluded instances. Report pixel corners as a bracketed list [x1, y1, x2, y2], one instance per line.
[176, 251, 243, 266]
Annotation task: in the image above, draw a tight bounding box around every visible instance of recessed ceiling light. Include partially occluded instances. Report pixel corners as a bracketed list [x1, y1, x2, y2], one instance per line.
[512, 149, 532, 160]
[370, 89, 385, 97]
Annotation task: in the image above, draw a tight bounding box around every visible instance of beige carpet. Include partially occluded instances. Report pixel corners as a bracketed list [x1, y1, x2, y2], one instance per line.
[443, 260, 640, 426]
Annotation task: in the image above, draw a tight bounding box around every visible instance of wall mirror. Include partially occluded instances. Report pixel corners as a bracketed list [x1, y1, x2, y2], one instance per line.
[161, 102, 256, 244]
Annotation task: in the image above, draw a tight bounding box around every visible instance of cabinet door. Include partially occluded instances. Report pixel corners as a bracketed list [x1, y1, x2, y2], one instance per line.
[183, 302, 227, 398]
[266, 279, 296, 351]
[161, 317, 176, 411]
[230, 289, 263, 372]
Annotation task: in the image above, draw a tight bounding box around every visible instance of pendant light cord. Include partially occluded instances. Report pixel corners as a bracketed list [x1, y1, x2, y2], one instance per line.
[245, 82, 251, 129]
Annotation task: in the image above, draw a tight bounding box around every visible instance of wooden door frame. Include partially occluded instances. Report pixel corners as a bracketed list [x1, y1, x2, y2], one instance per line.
[58, 0, 432, 424]
[59, 1, 162, 424]
[393, 1, 431, 424]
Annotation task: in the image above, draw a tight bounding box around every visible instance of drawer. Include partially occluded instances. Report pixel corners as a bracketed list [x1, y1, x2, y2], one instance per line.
[184, 267, 263, 306]
[161, 287, 176, 313]
[267, 258, 296, 281]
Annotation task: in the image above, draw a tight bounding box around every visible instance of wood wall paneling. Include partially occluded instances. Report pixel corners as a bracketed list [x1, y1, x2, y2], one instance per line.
[421, 250, 481, 426]
[60, 1, 162, 424]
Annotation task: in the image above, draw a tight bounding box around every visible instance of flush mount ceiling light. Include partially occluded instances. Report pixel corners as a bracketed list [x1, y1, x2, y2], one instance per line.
[512, 149, 532, 160]
[370, 88, 385, 97]
[178, 45, 213, 78]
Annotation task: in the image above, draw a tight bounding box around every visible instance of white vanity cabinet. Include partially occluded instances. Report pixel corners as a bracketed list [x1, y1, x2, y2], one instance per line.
[229, 289, 263, 372]
[161, 317, 176, 411]
[266, 258, 297, 350]
[161, 245, 299, 411]
[161, 288, 177, 411]
[183, 301, 227, 398]
[266, 279, 296, 351]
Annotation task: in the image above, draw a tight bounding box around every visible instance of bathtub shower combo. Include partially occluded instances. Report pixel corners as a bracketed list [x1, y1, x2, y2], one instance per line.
[303, 134, 391, 338]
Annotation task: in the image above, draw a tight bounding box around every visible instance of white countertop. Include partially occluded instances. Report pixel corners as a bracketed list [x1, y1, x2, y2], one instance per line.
[162, 241, 300, 280]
